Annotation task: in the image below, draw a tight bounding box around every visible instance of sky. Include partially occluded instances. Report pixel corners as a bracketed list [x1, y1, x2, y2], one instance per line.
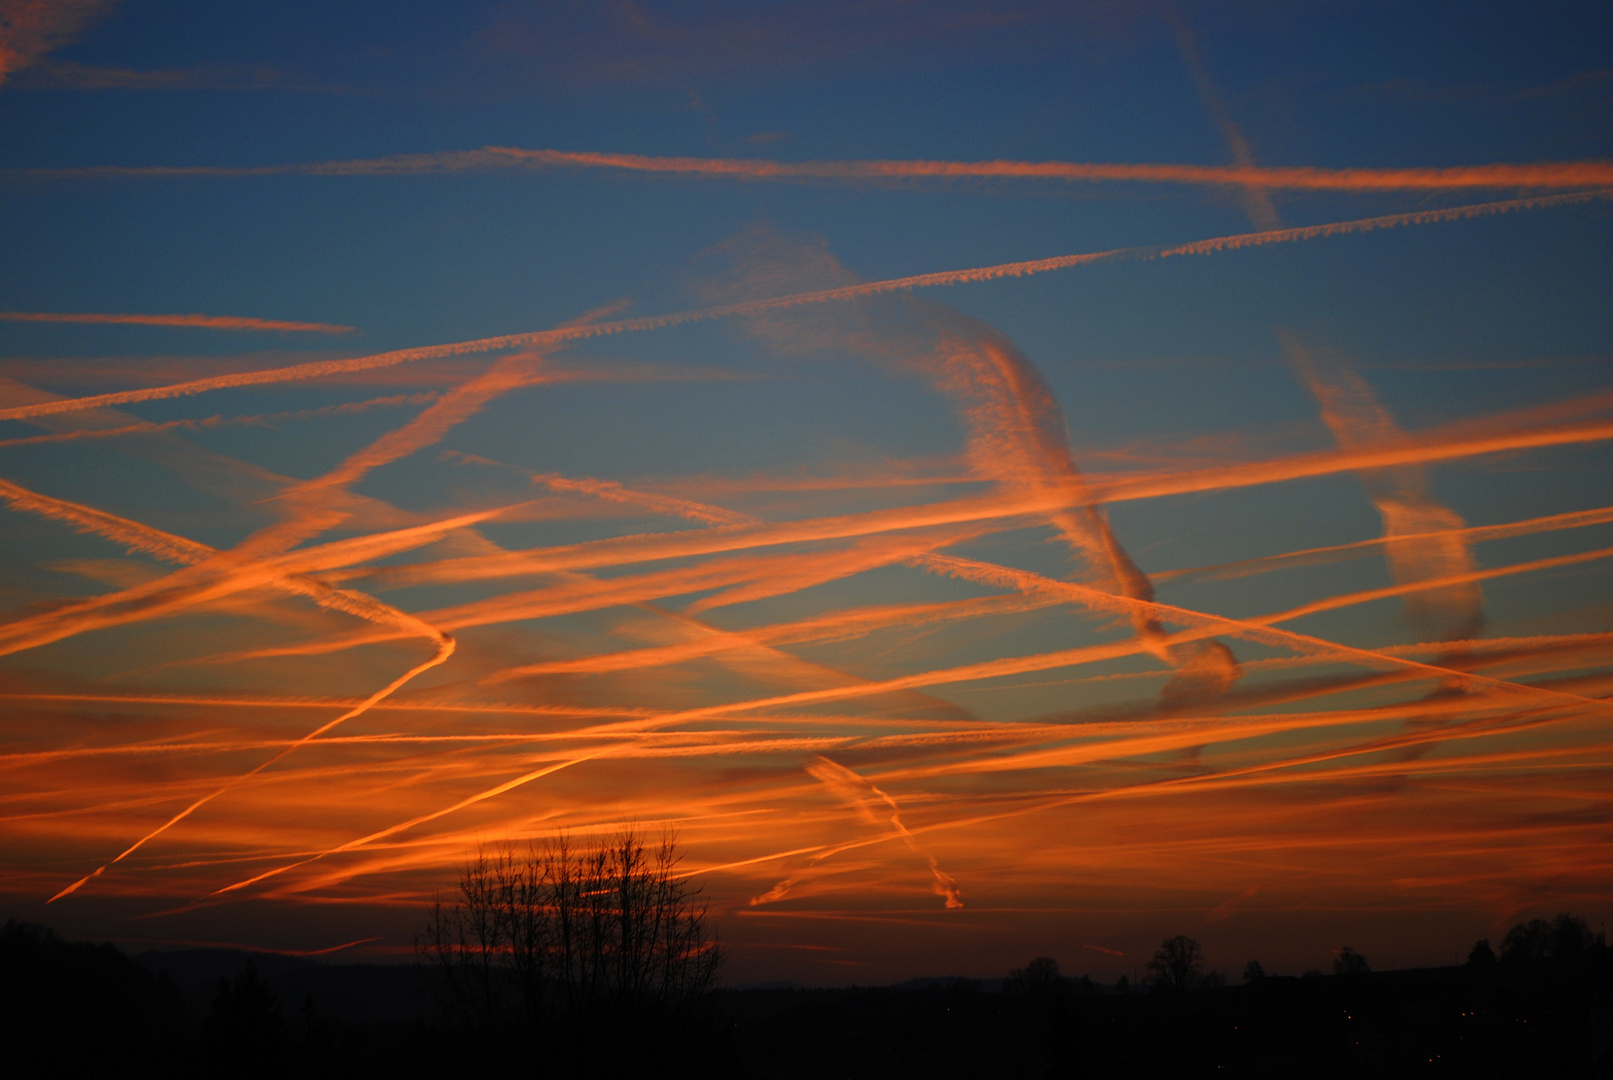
[0, 0, 1610, 986]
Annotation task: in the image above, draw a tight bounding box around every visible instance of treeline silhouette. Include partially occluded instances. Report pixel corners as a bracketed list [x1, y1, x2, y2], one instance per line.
[3, 895, 1608, 1076]
[725, 917, 1611, 1077]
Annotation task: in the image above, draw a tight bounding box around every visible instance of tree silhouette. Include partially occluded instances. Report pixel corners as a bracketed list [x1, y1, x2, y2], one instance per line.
[418, 827, 722, 1054]
[1467, 939, 1497, 966]
[1242, 959, 1266, 983]
[1004, 956, 1062, 995]
[204, 959, 285, 1067]
[1501, 913, 1599, 962]
[1147, 935, 1203, 993]
[1333, 946, 1369, 976]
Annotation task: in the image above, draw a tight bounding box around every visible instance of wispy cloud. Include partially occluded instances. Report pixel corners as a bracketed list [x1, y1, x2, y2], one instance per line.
[0, 0, 116, 89]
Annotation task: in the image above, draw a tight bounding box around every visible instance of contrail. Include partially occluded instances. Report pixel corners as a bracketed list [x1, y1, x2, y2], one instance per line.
[0, 392, 438, 450]
[48, 638, 454, 902]
[346, 409, 1613, 593]
[209, 545, 1613, 898]
[0, 352, 553, 660]
[909, 554, 1613, 716]
[0, 311, 353, 333]
[444, 450, 758, 527]
[803, 756, 963, 908]
[17, 143, 1613, 192]
[484, 593, 1055, 681]
[1165, 7, 1282, 229]
[3, 188, 1604, 426]
[1151, 504, 1613, 586]
[0, 492, 527, 660]
[1283, 333, 1486, 642]
[1089, 418, 1613, 506]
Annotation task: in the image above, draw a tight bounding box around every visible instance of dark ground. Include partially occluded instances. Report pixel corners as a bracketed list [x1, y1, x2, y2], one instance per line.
[2, 920, 1609, 1077]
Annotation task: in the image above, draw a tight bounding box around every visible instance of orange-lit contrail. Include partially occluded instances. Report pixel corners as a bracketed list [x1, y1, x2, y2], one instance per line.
[0, 311, 354, 333]
[4, 189, 1604, 425]
[0, 392, 437, 450]
[22, 143, 1613, 192]
[1152, 503, 1613, 586]
[0, 354, 552, 659]
[910, 554, 1611, 715]
[0, 471, 483, 645]
[1283, 334, 1485, 641]
[445, 450, 758, 527]
[801, 756, 963, 908]
[48, 637, 453, 902]
[1089, 418, 1613, 506]
[213, 550, 1613, 897]
[0, 493, 525, 659]
[343, 492, 1046, 590]
[485, 593, 1055, 681]
[340, 410, 1613, 597]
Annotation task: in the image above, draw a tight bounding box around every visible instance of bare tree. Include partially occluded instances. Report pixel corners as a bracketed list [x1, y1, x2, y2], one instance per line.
[417, 828, 722, 1045]
[1333, 946, 1369, 976]
[1004, 956, 1062, 995]
[1147, 935, 1204, 993]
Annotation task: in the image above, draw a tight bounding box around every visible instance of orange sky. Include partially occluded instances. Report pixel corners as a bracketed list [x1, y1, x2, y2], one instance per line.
[1, 0, 1610, 985]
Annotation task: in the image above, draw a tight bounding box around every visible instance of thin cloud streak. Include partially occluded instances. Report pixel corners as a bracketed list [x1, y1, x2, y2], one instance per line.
[0, 311, 354, 333]
[17, 144, 1613, 192]
[3, 188, 1604, 425]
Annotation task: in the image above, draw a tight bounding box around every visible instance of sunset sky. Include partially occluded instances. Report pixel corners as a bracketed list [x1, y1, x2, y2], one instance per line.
[1, 0, 1610, 985]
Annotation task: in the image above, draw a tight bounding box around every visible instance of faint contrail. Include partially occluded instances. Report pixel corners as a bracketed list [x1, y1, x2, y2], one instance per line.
[1165, 7, 1282, 229]
[17, 143, 1613, 192]
[0, 311, 353, 333]
[3, 188, 1604, 425]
